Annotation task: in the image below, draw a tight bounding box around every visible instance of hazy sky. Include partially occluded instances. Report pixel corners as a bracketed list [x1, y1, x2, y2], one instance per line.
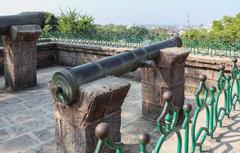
[1, 0, 240, 26]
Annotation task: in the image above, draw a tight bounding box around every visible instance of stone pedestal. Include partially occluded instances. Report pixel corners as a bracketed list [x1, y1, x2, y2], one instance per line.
[52, 76, 130, 153]
[2, 24, 41, 90]
[142, 47, 189, 120]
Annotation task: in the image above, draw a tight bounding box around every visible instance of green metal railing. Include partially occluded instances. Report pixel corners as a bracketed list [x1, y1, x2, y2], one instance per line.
[93, 59, 240, 153]
[39, 32, 168, 48]
[39, 32, 240, 58]
[183, 39, 240, 58]
[0, 32, 239, 58]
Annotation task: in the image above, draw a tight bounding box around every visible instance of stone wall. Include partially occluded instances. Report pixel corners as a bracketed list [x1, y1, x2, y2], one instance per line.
[37, 43, 58, 68]
[0, 47, 3, 75]
[56, 43, 124, 66]
[185, 55, 236, 93]
[0, 42, 236, 92]
[0, 43, 58, 75]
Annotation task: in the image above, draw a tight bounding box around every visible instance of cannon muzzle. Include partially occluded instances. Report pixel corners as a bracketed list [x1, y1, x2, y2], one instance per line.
[50, 36, 182, 105]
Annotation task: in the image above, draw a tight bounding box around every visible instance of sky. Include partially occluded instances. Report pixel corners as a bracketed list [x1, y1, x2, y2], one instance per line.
[1, 0, 240, 26]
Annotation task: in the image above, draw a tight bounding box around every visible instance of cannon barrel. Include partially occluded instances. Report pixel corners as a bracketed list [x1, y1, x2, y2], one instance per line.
[50, 36, 182, 105]
[0, 12, 45, 35]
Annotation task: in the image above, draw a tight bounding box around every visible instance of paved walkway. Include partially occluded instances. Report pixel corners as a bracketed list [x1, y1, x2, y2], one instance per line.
[0, 67, 239, 153]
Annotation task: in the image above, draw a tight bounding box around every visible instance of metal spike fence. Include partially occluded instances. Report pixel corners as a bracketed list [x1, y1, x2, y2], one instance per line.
[93, 59, 240, 153]
[0, 32, 239, 58]
[38, 32, 240, 58]
[39, 32, 169, 48]
[182, 39, 240, 58]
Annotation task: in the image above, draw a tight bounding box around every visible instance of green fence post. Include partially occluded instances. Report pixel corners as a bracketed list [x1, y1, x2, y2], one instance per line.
[225, 75, 232, 117]
[208, 86, 216, 139]
[154, 91, 182, 153]
[138, 133, 150, 153]
[182, 103, 192, 153]
[191, 74, 209, 153]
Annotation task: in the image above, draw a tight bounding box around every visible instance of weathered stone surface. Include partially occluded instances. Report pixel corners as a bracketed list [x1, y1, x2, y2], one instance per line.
[184, 54, 235, 93]
[2, 24, 41, 90]
[0, 134, 39, 153]
[1, 67, 240, 153]
[142, 47, 189, 120]
[52, 76, 130, 153]
[5, 108, 47, 124]
[0, 103, 26, 117]
[36, 141, 56, 153]
[33, 127, 55, 142]
[186, 54, 235, 71]
[22, 148, 38, 153]
[0, 67, 63, 153]
[0, 119, 10, 130]
[0, 129, 10, 145]
[10, 25, 41, 42]
[23, 95, 50, 109]
[7, 118, 54, 137]
[0, 96, 23, 107]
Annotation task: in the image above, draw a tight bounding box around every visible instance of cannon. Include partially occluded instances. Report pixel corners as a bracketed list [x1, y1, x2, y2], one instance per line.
[50, 36, 182, 105]
[0, 12, 45, 35]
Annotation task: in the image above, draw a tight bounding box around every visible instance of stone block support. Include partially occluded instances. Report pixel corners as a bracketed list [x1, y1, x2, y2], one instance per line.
[142, 47, 189, 120]
[2, 24, 41, 90]
[52, 76, 130, 153]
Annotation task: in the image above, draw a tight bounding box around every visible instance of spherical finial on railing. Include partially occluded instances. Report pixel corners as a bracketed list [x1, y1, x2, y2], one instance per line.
[209, 86, 216, 93]
[232, 58, 237, 63]
[219, 65, 225, 70]
[226, 75, 231, 81]
[199, 74, 207, 81]
[95, 122, 110, 140]
[139, 133, 151, 145]
[163, 91, 173, 101]
[183, 103, 192, 112]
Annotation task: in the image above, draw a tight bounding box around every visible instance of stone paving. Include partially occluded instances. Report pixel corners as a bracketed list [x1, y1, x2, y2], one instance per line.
[0, 67, 240, 153]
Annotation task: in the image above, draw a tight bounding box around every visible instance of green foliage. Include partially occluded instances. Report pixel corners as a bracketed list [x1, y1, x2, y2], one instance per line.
[40, 8, 170, 45]
[95, 24, 151, 43]
[182, 13, 240, 43]
[42, 12, 58, 33]
[181, 28, 209, 40]
[57, 8, 96, 33]
[148, 27, 170, 40]
[94, 24, 169, 43]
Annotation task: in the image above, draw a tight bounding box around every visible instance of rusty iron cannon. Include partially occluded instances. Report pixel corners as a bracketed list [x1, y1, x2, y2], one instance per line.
[50, 36, 182, 105]
[0, 12, 45, 35]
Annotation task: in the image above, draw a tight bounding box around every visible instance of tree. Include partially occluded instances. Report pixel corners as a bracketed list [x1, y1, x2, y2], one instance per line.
[42, 12, 58, 33]
[182, 13, 240, 43]
[57, 8, 96, 33]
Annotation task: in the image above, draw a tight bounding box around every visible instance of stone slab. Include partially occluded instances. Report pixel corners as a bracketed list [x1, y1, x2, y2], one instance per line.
[10, 25, 41, 42]
[0, 134, 39, 153]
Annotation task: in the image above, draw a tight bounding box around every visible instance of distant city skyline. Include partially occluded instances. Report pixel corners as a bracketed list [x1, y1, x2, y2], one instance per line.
[1, 0, 240, 26]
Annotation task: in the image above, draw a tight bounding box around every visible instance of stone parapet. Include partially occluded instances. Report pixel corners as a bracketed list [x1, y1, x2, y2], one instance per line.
[185, 55, 235, 93]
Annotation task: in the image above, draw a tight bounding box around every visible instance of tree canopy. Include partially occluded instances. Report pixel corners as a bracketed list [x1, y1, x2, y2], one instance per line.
[182, 13, 240, 43]
[41, 8, 170, 43]
[57, 8, 96, 33]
